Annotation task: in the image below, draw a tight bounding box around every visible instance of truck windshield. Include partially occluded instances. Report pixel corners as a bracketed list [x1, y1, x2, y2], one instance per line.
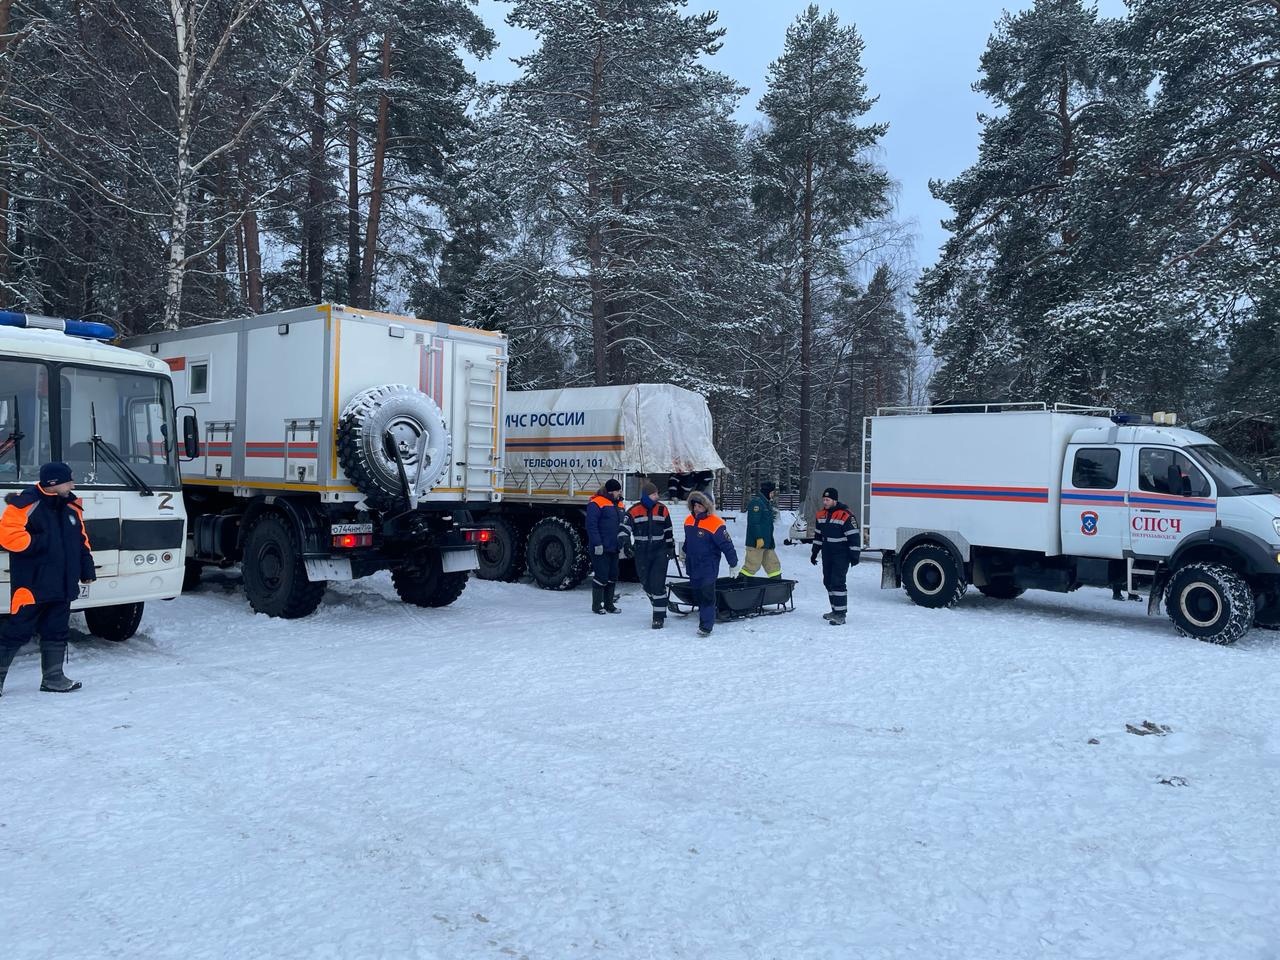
[1189, 444, 1270, 496]
[59, 366, 180, 491]
[0, 359, 54, 484]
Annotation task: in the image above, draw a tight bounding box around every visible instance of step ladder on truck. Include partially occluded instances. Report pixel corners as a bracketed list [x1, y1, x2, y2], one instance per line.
[1, 310, 196, 641]
[863, 402, 1280, 645]
[126, 304, 506, 619]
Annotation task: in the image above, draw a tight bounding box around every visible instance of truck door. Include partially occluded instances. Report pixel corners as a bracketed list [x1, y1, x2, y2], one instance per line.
[1128, 447, 1217, 559]
[1061, 444, 1130, 558]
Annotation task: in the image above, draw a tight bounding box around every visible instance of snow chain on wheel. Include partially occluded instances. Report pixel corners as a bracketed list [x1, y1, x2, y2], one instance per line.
[1164, 562, 1254, 645]
[338, 384, 451, 511]
[475, 515, 527, 582]
[901, 542, 968, 609]
[526, 516, 590, 590]
[392, 552, 468, 608]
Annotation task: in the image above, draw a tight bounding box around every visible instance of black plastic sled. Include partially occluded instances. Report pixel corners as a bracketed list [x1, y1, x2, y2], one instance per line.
[666, 575, 797, 622]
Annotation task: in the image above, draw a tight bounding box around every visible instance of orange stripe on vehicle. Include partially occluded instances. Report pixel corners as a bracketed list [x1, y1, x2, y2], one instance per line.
[10, 586, 35, 615]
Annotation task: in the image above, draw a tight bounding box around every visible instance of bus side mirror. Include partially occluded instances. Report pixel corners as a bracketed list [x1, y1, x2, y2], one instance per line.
[181, 411, 200, 460]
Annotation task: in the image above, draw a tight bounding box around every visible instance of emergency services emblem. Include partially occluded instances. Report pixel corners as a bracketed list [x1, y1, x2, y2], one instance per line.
[1080, 511, 1099, 537]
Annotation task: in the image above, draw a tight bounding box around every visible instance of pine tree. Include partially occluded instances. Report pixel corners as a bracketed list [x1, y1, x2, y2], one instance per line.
[916, 0, 1154, 407]
[751, 4, 889, 485]
[463, 0, 768, 389]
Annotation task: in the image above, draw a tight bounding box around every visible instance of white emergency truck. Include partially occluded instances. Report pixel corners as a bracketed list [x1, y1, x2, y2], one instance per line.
[1, 311, 193, 640]
[474, 383, 724, 589]
[863, 403, 1280, 644]
[127, 304, 506, 619]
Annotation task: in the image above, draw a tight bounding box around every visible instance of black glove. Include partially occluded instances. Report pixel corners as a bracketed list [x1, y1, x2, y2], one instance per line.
[810, 548, 819, 566]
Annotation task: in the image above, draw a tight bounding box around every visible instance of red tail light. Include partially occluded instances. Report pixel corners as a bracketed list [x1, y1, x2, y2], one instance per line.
[463, 528, 493, 544]
[332, 533, 373, 549]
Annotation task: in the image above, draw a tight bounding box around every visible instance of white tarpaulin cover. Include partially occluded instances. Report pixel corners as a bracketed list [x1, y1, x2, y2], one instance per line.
[503, 383, 723, 476]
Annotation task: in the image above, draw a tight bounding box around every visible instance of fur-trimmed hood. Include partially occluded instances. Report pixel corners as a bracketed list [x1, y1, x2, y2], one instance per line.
[687, 490, 715, 514]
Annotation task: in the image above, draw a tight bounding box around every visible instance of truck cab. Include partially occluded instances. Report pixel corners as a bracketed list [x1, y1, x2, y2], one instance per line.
[1060, 420, 1276, 562]
[1058, 418, 1280, 638]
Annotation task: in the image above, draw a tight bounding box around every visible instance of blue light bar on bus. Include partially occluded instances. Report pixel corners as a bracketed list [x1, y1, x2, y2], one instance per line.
[0, 309, 116, 341]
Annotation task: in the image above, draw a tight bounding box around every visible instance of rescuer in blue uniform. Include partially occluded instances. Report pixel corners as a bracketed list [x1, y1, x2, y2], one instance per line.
[810, 486, 860, 626]
[0, 462, 96, 695]
[681, 491, 738, 637]
[623, 481, 675, 629]
[586, 478, 626, 614]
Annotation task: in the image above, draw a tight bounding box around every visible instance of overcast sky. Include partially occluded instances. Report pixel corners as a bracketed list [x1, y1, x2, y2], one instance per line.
[469, 0, 1128, 273]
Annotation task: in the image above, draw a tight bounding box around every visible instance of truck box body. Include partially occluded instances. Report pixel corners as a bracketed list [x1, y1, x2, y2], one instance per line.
[127, 304, 507, 505]
[501, 383, 723, 502]
[866, 410, 1103, 556]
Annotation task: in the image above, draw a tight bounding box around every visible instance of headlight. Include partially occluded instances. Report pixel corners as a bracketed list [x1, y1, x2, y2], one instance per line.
[1273, 518, 1280, 538]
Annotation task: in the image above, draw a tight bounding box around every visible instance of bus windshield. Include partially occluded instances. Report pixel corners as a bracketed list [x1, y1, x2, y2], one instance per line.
[60, 365, 181, 490]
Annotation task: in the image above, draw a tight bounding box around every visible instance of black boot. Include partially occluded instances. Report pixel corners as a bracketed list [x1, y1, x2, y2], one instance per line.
[39, 640, 81, 693]
[592, 583, 606, 614]
[604, 583, 621, 614]
[651, 614, 664, 630]
[0, 643, 19, 698]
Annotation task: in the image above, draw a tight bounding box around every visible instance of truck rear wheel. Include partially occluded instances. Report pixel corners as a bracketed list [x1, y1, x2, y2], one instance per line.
[337, 384, 451, 511]
[901, 542, 967, 609]
[977, 580, 1024, 600]
[391, 551, 468, 608]
[1165, 563, 1254, 645]
[83, 602, 145, 642]
[526, 516, 589, 590]
[242, 514, 326, 619]
[475, 515, 527, 582]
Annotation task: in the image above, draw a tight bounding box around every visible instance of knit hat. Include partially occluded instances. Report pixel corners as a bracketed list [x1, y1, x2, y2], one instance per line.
[40, 461, 73, 486]
[760, 481, 776, 497]
[604, 478, 622, 493]
[641, 481, 659, 498]
[821, 486, 839, 501]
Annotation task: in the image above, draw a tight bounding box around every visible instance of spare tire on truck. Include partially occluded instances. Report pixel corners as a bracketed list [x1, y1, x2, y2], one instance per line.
[337, 384, 451, 511]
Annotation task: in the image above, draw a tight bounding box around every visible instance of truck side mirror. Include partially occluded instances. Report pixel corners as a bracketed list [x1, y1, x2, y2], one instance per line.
[182, 412, 200, 460]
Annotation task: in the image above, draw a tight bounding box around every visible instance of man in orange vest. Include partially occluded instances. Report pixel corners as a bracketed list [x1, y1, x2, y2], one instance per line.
[586, 478, 626, 614]
[0, 462, 96, 695]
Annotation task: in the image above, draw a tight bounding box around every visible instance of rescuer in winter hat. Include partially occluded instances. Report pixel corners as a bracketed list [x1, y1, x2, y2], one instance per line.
[39, 461, 74, 487]
[586, 479, 626, 615]
[811, 486, 859, 627]
[0, 461, 96, 695]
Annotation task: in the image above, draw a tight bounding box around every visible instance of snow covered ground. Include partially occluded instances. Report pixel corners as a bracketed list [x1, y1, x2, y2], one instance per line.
[4, 530, 1280, 959]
